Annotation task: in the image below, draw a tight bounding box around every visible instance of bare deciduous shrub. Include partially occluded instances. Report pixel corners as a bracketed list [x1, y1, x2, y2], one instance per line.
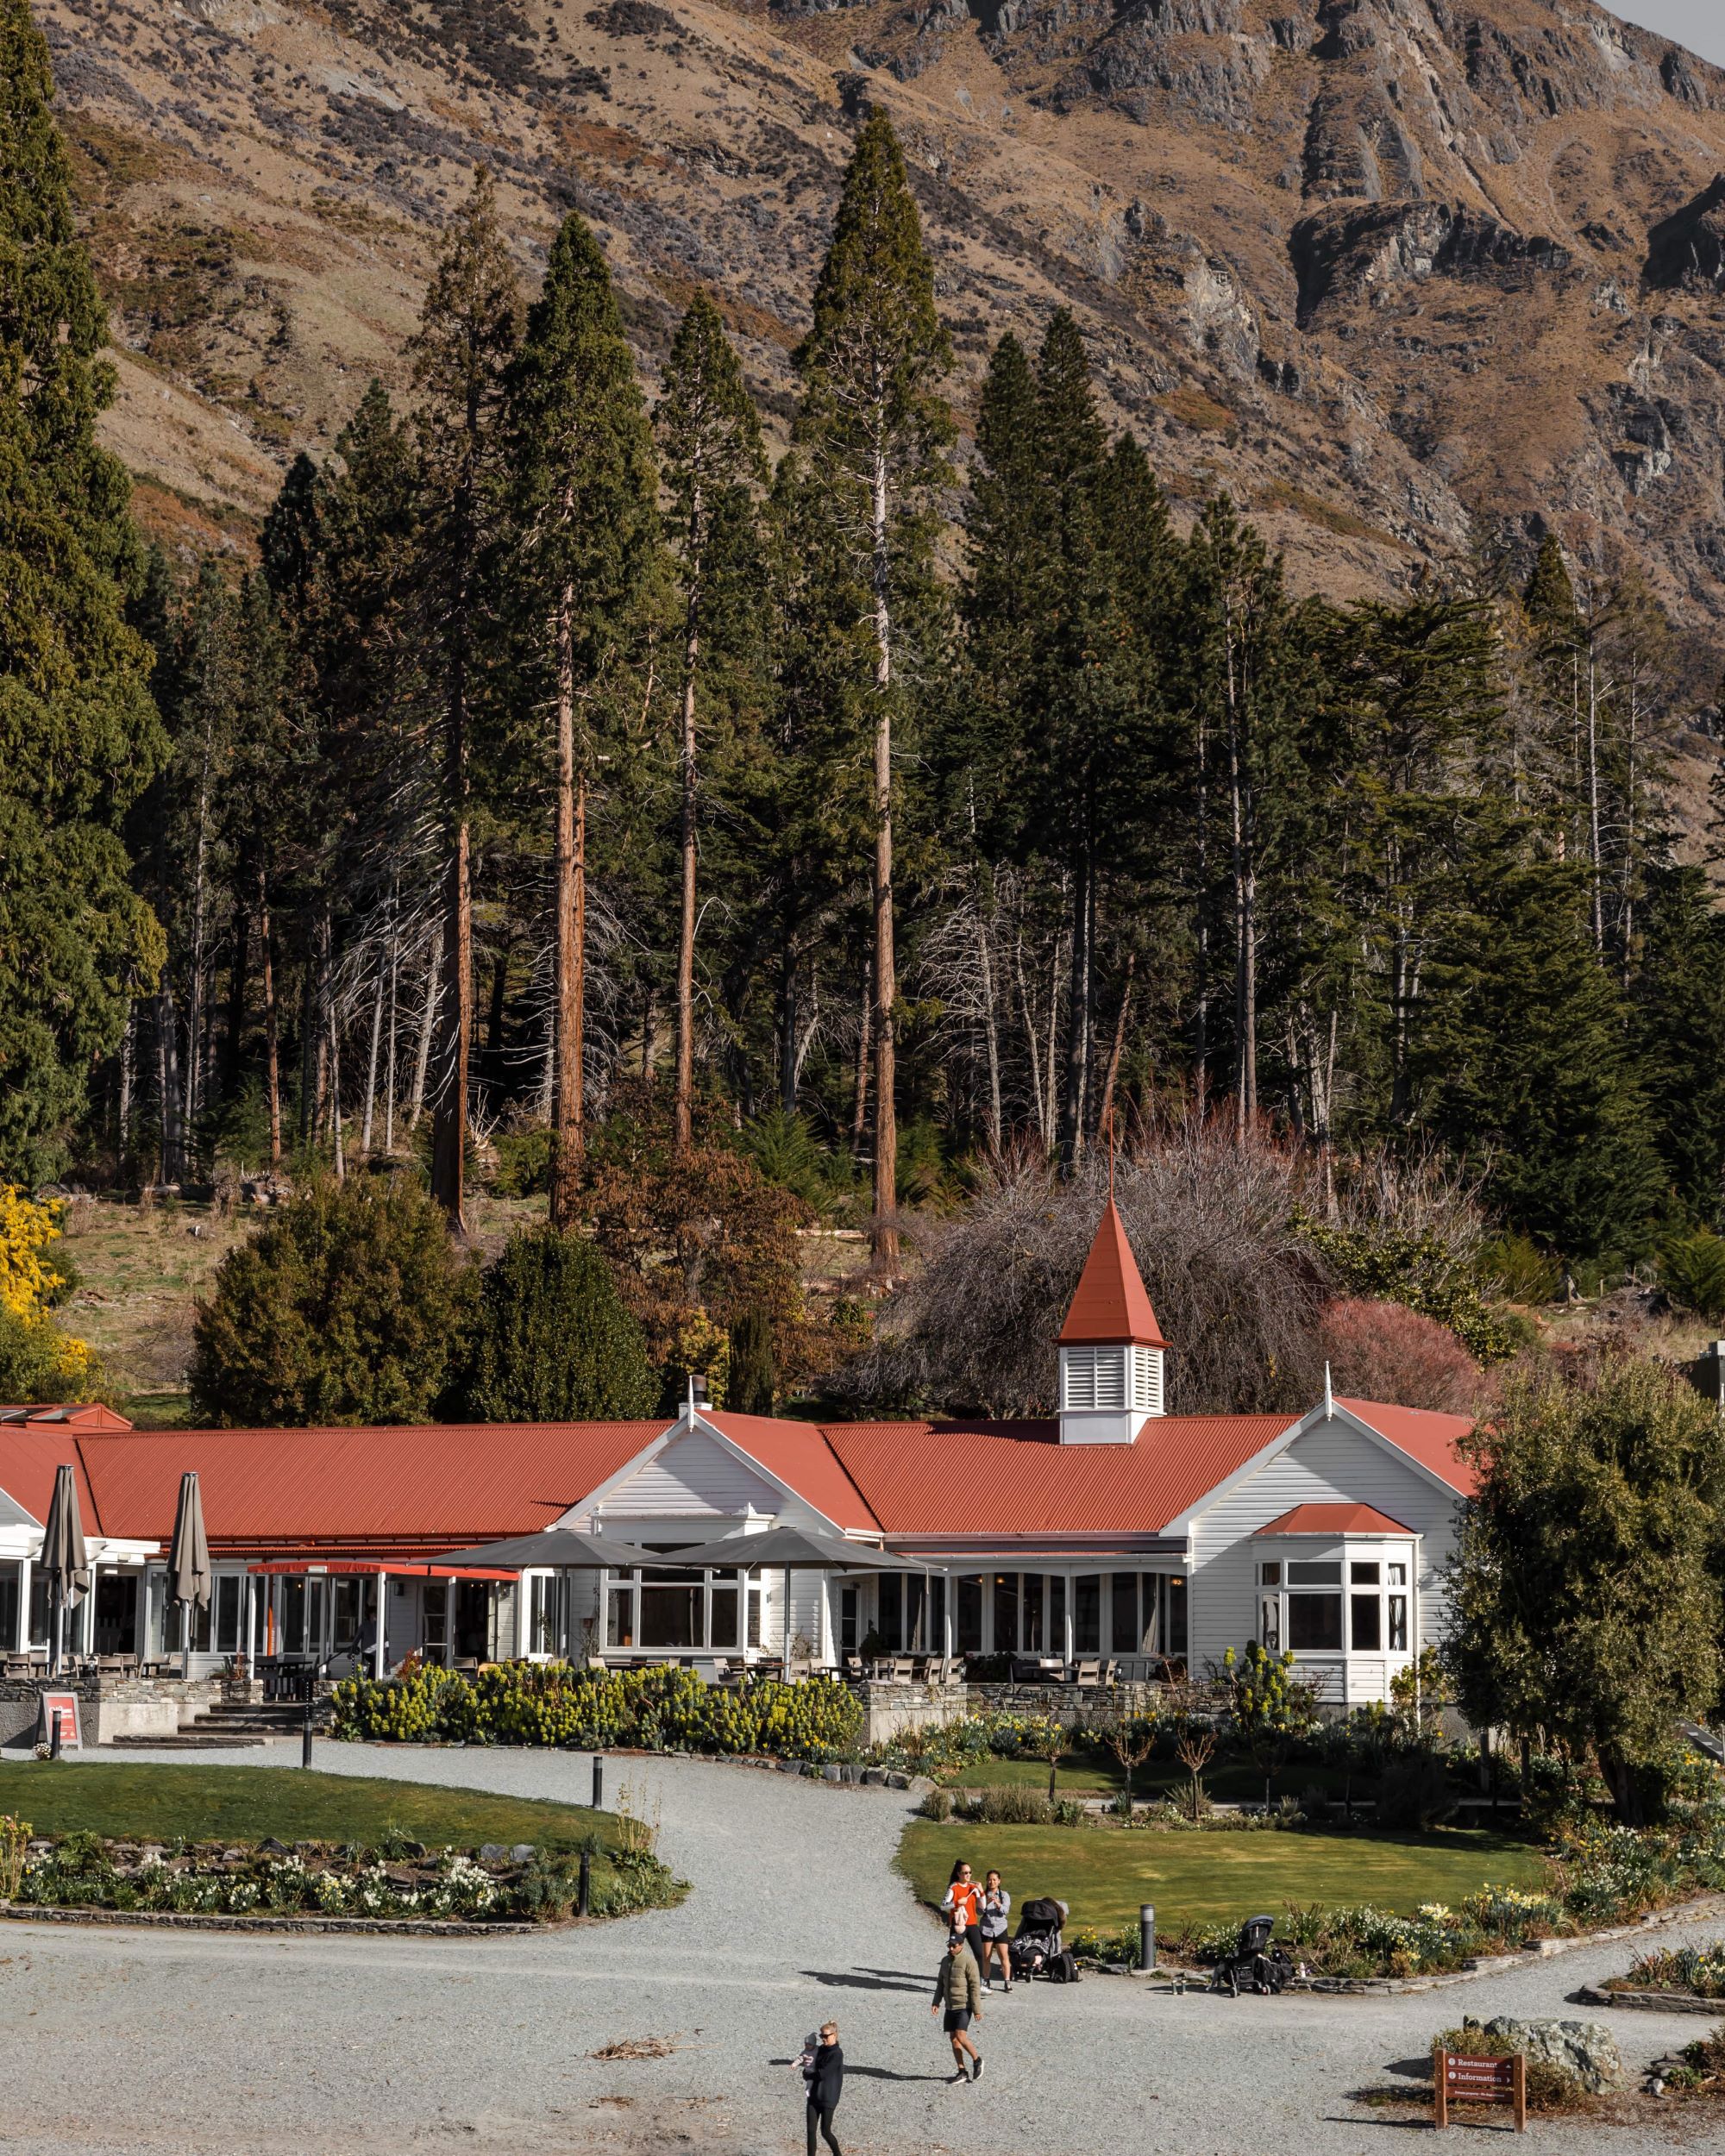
[848, 1120, 1327, 1416]
[1319, 1298, 1484, 1414]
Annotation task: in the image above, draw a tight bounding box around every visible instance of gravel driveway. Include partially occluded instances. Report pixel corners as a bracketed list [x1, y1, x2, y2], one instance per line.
[0, 1739, 1720, 2154]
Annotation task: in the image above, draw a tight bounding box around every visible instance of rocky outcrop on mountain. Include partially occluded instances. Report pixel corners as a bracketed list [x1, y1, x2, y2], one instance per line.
[31, 0, 1725, 652]
[1647, 176, 1725, 292]
[1291, 199, 1570, 324]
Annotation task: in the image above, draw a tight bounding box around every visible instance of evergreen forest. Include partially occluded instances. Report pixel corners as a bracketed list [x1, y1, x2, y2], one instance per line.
[7, 0, 1725, 1417]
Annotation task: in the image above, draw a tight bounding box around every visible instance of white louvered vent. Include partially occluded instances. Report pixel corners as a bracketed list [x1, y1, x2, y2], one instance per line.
[1062, 1346, 1127, 1413]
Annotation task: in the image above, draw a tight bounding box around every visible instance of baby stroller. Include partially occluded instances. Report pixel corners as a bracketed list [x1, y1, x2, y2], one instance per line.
[1011, 1896, 1076, 1984]
[1207, 1914, 1295, 1996]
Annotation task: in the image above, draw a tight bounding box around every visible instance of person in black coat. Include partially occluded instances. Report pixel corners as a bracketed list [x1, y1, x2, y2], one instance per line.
[806, 2021, 844, 2155]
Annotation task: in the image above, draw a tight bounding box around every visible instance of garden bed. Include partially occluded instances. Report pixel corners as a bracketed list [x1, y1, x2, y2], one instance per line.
[0, 1761, 686, 1924]
[1580, 1937, 1725, 2014]
[0, 1826, 681, 1925]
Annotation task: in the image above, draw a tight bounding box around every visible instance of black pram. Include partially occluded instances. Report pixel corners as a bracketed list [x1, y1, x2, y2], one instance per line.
[1011, 1896, 1071, 1982]
[1208, 1913, 1295, 1996]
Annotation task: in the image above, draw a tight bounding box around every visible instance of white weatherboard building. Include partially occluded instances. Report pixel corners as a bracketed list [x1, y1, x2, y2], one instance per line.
[0, 1203, 1476, 1708]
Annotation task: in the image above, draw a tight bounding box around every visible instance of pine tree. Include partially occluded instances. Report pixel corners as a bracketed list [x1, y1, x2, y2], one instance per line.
[505, 212, 657, 1223]
[409, 168, 519, 1232]
[794, 111, 953, 1266]
[657, 294, 768, 1153]
[0, 0, 166, 1180]
[1414, 844, 1661, 1258]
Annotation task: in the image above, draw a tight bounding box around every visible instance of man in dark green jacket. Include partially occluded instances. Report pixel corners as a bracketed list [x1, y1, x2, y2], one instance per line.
[930, 1931, 984, 2082]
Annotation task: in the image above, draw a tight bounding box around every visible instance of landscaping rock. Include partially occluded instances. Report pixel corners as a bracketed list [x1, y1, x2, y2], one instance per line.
[511, 1845, 536, 1863]
[478, 1844, 510, 1863]
[823, 1764, 843, 1783]
[776, 1758, 803, 1775]
[257, 1837, 292, 1855]
[861, 1769, 886, 1787]
[1474, 2016, 1625, 2093]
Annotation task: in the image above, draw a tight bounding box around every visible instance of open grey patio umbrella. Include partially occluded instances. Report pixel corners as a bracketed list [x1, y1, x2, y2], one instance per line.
[437, 1528, 661, 1570]
[167, 1470, 211, 1677]
[436, 1528, 663, 1664]
[40, 1463, 91, 1676]
[665, 1524, 931, 1673]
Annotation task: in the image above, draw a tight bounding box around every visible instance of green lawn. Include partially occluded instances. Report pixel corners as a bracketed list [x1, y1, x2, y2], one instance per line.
[898, 1820, 1547, 1938]
[0, 1761, 625, 1858]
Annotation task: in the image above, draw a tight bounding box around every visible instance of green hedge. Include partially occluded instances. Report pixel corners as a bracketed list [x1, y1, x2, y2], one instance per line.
[330, 1660, 863, 1763]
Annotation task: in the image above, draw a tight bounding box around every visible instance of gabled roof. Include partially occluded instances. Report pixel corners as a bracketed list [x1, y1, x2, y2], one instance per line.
[1337, 1398, 1478, 1496]
[1255, 1502, 1415, 1537]
[702, 1412, 877, 1532]
[1, 1421, 669, 1557]
[823, 1414, 1289, 1536]
[0, 1402, 134, 1430]
[1057, 1200, 1169, 1348]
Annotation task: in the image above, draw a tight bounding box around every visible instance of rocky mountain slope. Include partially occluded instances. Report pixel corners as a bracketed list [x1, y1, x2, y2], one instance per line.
[39, 0, 1725, 656]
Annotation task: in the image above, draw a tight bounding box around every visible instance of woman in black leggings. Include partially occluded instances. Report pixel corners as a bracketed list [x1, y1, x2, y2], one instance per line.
[806, 2022, 844, 2156]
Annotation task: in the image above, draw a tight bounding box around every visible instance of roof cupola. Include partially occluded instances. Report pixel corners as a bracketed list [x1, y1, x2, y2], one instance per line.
[1057, 1200, 1168, 1445]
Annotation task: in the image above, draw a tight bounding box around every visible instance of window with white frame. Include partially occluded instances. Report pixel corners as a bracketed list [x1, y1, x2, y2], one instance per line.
[1258, 1544, 1415, 1658]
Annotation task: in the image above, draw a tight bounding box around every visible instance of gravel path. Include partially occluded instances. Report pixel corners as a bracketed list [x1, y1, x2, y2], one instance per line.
[0, 1739, 1720, 2154]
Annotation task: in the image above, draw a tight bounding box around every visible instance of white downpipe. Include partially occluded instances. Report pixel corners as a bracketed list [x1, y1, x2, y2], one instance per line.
[373, 1576, 386, 1680]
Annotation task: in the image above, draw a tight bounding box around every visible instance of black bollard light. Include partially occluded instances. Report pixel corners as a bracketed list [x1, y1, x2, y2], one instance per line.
[301, 1702, 314, 1769]
[577, 1846, 592, 1919]
[48, 1711, 62, 1762]
[592, 1752, 604, 1808]
[1138, 1902, 1156, 1974]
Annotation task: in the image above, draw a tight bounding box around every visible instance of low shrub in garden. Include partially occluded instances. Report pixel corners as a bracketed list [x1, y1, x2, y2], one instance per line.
[1610, 1941, 1725, 1999]
[964, 1784, 1055, 1826]
[330, 1661, 862, 1764]
[6, 1829, 681, 1922]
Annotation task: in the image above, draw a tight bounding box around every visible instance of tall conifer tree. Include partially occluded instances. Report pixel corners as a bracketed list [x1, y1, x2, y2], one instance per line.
[794, 111, 952, 1266]
[507, 211, 657, 1223]
[410, 168, 519, 1232]
[657, 295, 768, 1153]
[0, 0, 165, 1180]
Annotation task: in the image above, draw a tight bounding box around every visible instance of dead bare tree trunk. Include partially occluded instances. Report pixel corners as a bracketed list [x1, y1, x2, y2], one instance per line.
[409, 931, 441, 1131]
[1098, 951, 1136, 1139]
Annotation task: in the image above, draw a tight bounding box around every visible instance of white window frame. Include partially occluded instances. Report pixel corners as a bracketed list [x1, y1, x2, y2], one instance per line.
[1255, 1535, 1418, 1668]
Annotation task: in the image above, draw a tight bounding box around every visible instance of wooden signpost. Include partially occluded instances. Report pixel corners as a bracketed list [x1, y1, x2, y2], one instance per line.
[1433, 2048, 1527, 2132]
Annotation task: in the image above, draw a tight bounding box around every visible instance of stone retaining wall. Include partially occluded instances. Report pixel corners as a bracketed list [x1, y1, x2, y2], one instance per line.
[855, 1679, 1155, 1747]
[0, 1675, 224, 1749]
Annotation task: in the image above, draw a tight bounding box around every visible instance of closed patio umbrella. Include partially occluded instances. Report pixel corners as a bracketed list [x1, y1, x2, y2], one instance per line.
[665, 1525, 930, 1673]
[40, 1463, 91, 1676]
[167, 1470, 211, 1677]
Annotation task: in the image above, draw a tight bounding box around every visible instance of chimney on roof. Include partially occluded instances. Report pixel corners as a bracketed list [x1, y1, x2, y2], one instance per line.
[1056, 1200, 1169, 1445]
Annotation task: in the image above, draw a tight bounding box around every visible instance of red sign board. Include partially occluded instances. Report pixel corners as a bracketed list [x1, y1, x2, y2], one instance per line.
[37, 1692, 80, 1751]
[1434, 2049, 1526, 2132]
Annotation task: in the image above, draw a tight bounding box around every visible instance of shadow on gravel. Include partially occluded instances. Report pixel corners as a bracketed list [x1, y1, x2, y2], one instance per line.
[800, 1968, 929, 1992]
[846, 2066, 954, 2084]
[1383, 2056, 1436, 2079]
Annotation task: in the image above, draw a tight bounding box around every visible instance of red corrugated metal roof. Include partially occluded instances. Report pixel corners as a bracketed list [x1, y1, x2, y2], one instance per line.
[1057, 1200, 1169, 1346]
[0, 1402, 134, 1430]
[704, 1413, 878, 1532]
[1339, 1398, 1478, 1495]
[67, 1420, 669, 1552]
[823, 1414, 1292, 1534]
[0, 1430, 103, 1529]
[1255, 1502, 1415, 1537]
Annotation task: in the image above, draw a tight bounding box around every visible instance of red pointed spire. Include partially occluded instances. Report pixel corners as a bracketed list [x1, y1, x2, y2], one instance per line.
[1058, 1200, 1169, 1348]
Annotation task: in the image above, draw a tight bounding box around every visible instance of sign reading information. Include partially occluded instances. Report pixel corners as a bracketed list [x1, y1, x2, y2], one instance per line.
[1433, 2048, 1526, 2132]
